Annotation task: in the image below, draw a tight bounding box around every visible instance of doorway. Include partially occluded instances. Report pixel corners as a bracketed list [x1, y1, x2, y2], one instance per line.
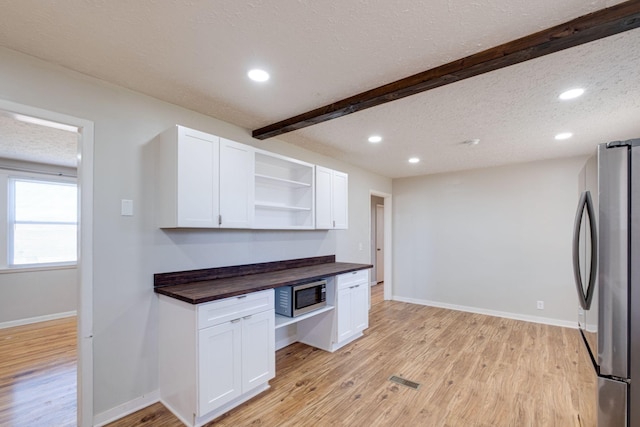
[0, 99, 94, 427]
[370, 190, 392, 301]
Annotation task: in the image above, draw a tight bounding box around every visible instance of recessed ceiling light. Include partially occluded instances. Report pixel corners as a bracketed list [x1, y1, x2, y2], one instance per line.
[248, 69, 270, 82]
[408, 157, 420, 164]
[368, 135, 382, 143]
[555, 132, 573, 140]
[559, 88, 585, 100]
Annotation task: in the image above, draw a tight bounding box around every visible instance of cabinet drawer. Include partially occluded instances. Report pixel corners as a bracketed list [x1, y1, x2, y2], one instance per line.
[336, 269, 368, 289]
[198, 289, 274, 329]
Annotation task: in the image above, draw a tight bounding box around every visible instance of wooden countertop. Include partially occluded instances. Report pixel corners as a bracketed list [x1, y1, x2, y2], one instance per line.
[154, 260, 372, 305]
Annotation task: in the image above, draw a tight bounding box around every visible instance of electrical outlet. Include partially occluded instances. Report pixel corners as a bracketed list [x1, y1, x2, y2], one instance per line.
[537, 301, 544, 310]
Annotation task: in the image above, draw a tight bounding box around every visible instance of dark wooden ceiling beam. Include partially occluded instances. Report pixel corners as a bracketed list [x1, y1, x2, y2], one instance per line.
[253, 0, 640, 140]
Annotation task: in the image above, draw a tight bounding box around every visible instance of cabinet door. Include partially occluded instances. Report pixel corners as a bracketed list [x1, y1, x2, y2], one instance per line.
[332, 171, 348, 229]
[241, 310, 275, 390]
[352, 283, 369, 333]
[336, 287, 353, 342]
[315, 166, 333, 229]
[198, 320, 242, 415]
[219, 138, 255, 228]
[177, 127, 220, 227]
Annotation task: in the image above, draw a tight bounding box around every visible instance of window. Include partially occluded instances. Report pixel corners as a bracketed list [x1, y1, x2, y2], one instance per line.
[8, 177, 77, 267]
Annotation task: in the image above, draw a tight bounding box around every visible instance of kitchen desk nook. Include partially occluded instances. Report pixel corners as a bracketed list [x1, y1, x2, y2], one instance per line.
[154, 256, 372, 427]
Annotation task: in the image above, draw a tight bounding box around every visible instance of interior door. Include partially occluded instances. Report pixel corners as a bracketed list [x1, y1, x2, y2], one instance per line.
[375, 204, 384, 283]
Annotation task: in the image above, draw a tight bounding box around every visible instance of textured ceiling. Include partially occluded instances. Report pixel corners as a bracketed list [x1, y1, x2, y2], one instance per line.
[0, 0, 637, 177]
[0, 114, 78, 168]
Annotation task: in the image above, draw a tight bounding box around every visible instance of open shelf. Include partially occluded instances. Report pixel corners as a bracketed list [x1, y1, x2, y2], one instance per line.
[255, 174, 311, 188]
[275, 305, 334, 329]
[255, 201, 311, 211]
[254, 150, 314, 229]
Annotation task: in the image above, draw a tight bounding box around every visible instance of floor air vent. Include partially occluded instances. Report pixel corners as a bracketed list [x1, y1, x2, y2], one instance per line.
[389, 375, 420, 390]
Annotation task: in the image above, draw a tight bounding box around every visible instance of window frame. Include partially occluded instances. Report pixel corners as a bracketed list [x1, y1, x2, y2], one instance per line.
[6, 174, 78, 269]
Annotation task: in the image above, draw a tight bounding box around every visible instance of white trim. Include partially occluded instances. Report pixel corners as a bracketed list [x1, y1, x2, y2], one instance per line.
[392, 296, 578, 329]
[0, 264, 77, 274]
[93, 390, 160, 427]
[77, 111, 95, 427]
[0, 310, 77, 329]
[0, 99, 95, 427]
[369, 190, 392, 301]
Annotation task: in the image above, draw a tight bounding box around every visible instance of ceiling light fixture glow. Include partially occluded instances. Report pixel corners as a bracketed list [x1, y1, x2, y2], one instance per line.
[555, 132, 573, 140]
[248, 69, 270, 82]
[559, 88, 585, 100]
[463, 138, 480, 146]
[408, 157, 420, 164]
[368, 135, 382, 143]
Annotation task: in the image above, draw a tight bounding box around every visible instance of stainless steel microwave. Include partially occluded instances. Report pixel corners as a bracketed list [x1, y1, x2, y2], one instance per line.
[275, 280, 327, 317]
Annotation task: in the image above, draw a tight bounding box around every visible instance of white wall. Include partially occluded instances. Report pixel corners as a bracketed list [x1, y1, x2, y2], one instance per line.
[392, 156, 588, 325]
[0, 267, 77, 324]
[0, 47, 391, 417]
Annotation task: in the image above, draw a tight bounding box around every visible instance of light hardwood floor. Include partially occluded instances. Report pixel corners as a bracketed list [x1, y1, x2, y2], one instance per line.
[0, 317, 77, 427]
[110, 290, 595, 427]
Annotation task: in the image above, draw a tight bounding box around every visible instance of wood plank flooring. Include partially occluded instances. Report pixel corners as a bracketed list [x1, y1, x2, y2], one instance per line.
[0, 317, 77, 427]
[111, 292, 595, 427]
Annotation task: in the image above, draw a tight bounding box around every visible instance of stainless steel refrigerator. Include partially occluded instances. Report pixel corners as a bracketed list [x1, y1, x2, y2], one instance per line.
[573, 139, 640, 426]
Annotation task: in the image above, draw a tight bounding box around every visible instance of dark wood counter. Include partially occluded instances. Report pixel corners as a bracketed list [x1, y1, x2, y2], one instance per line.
[154, 256, 372, 305]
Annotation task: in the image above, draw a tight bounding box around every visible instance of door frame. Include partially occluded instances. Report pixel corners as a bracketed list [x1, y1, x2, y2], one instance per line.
[0, 99, 94, 427]
[369, 190, 392, 300]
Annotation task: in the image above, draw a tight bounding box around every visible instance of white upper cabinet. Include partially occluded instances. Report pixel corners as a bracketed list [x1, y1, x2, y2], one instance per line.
[157, 125, 220, 228]
[157, 125, 254, 228]
[315, 166, 348, 229]
[157, 125, 351, 230]
[332, 170, 348, 229]
[219, 138, 254, 228]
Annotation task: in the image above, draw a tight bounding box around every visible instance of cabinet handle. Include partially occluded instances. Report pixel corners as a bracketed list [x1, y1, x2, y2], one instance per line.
[243, 315, 252, 320]
[231, 318, 241, 323]
[237, 295, 247, 299]
[218, 215, 222, 226]
[333, 220, 336, 228]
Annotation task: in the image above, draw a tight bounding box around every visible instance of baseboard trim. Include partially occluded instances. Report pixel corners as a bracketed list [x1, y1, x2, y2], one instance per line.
[0, 310, 77, 329]
[392, 296, 578, 329]
[162, 383, 270, 427]
[93, 390, 160, 427]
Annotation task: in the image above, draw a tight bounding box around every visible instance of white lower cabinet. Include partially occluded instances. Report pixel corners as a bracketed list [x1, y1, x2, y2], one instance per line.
[197, 320, 242, 414]
[335, 270, 369, 349]
[159, 290, 275, 427]
[296, 269, 370, 352]
[336, 286, 354, 342]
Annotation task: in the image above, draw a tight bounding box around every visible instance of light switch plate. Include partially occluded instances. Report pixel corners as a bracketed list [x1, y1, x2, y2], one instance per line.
[121, 199, 133, 216]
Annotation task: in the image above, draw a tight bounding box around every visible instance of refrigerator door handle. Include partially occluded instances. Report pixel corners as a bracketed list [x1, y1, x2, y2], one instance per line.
[572, 190, 598, 310]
